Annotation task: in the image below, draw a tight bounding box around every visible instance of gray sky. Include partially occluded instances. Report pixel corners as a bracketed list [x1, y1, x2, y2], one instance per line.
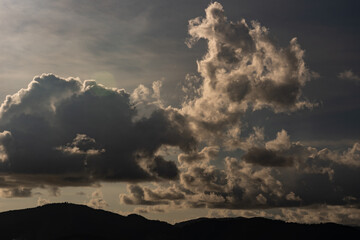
[0, 0, 359, 225]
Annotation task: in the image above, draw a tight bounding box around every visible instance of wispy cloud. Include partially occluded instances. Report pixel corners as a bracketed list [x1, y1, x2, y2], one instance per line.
[338, 70, 360, 81]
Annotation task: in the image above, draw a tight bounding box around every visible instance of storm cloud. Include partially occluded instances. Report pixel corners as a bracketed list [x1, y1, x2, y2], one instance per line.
[0, 73, 196, 189]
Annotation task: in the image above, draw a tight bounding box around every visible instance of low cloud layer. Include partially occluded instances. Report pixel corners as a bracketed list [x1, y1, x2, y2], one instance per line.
[120, 128, 360, 211]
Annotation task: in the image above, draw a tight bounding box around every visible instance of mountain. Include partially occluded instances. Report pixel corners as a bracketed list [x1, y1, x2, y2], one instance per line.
[0, 203, 358, 240]
[0, 203, 174, 240]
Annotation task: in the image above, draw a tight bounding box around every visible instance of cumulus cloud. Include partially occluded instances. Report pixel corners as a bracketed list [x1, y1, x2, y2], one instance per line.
[120, 184, 161, 205]
[87, 189, 108, 209]
[0, 131, 12, 162]
[181, 1, 314, 144]
[338, 70, 360, 81]
[119, 184, 185, 206]
[317, 143, 360, 167]
[0, 2, 318, 199]
[0, 73, 196, 189]
[120, 128, 360, 211]
[56, 134, 105, 156]
[130, 81, 164, 120]
[286, 192, 302, 201]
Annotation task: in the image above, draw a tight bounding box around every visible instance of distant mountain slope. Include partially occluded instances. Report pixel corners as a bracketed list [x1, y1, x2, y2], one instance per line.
[0, 203, 358, 240]
[0, 203, 174, 240]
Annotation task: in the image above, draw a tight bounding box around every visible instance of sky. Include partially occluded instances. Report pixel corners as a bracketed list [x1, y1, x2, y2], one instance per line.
[0, 0, 359, 225]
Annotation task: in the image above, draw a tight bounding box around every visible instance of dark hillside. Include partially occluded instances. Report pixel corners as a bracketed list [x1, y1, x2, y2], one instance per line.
[0, 203, 173, 240]
[0, 203, 358, 240]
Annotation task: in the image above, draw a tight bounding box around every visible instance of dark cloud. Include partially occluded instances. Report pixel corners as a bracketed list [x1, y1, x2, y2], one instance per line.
[146, 156, 179, 180]
[145, 186, 185, 201]
[242, 147, 294, 167]
[57, 134, 105, 156]
[0, 74, 196, 190]
[0, 187, 32, 198]
[120, 184, 165, 205]
[180, 165, 227, 193]
[178, 146, 219, 164]
[133, 205, 168, 214]
[119, 184, 185, 206]
[119, 128, 360, 211]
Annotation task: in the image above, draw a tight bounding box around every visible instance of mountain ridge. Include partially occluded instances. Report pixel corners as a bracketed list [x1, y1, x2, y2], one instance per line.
[0, 203, 358, 240]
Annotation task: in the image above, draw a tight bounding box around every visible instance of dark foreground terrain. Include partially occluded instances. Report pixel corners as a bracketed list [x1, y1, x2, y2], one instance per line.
[0, 203, 359, 240]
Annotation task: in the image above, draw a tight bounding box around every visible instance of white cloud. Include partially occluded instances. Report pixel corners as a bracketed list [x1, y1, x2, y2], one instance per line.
[180, 2, 315, 146]
[317, 142, 360, 167]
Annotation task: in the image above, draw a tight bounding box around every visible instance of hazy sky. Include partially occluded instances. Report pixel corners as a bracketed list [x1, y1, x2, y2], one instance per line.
[0, 0, 359, 225]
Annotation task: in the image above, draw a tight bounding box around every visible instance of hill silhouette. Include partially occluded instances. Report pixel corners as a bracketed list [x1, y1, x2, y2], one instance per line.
[0, 203, 358, 240]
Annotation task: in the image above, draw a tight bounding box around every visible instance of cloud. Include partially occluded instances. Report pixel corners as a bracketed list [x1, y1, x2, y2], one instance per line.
[241, 147, 294, 167]
[130, 82, 164, 120]
[37, 197, 51, 206]
[338, 70, 360, 81]
[0, 3, 318, 199]
[119, 184, 185, 206]
[181, 1, 315, 144]
[120, 128, 360, 211]
[48, 186, 61, 197]
[178, 146, 219, 165]
[144, 156, 179, 180]
[56, 134, 105, 156]
[0, 131, 12, 162]
[0, 186, 32, 198]
[87, 189, 108, 209]
[0, 2, 359, 227]
[317, 143, 360, 167]
[0, 73, 196, 189]
[134, 205, 168, 214]
[285, 192, 302, 201]
[120, 184, 162, 205]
